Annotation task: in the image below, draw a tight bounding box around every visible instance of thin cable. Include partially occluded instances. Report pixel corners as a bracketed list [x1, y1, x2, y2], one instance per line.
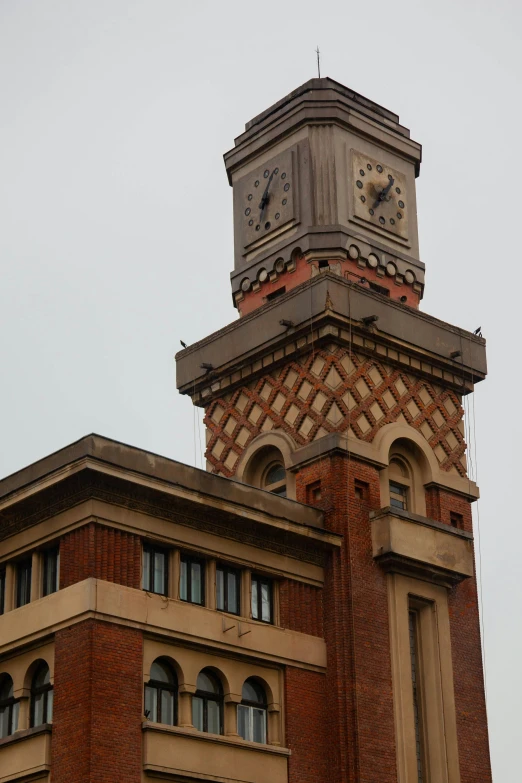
[468, 332, 488, 702]
[193, 380, 197, 468]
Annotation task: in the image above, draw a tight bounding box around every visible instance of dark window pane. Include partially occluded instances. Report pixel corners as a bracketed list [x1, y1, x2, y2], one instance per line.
[43, 548, 59, 596]
[237, 704, 249, 740]
[261, 582, 271, 622]
[197, 671, 219, 694]
[142, 549, 151, 590]
[251, 579, 258, 619]
[216, 568, 224, 611]
[207, 699, 220, 734]
[266, 464, 285, 485]
[46, 689, 53, 722]
[150, 661, 174, 684]
[191, 562, 202, 604]
[16, 560, 31, 607]
[227, 572, 238, 614]
[253, 708, 266, 743]
[153, 551, 166, 595]
[180, 559, 188, 600]
[12, 701, 19, 732]
[0, 706, 9, 738]
[33, 692, 44, 727]
[145, 685, 157, 721]
[192, 696, 204, 731]
[161, 690, 174, 725]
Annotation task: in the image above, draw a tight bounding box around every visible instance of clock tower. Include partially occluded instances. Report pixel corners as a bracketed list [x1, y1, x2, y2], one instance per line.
[226, 78, 423, 315]
[176, 78, 491, 783]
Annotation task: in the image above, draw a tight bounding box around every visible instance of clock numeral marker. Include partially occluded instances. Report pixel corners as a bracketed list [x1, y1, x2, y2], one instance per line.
[284, 183, 290, 192]
[395, 187, 401, 194]
[264, 170, 270, 178]
[377, 165, 383, 173]
[356, 180, 363, 189]
[359, 169, 365, 176]
[397, 212, 402, 219]
[281, 172, 286, 180]
[248, 194, 253, 201]
[275, 212, 280, 220]
[282, 198, 287, 206]
[398, 200, 405, 209]
[245, 208, 251, 216]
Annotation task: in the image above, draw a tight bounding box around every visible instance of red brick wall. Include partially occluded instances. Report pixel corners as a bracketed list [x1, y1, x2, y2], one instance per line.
[285, 667, 329, 783]
[52, 619, 143, 783]
[425, 486, 473, 533]
[279, 580, 323, 637]
[60, 522, 142, 589]
[296, 453, 397, 783]
[448, 577, 492, 782]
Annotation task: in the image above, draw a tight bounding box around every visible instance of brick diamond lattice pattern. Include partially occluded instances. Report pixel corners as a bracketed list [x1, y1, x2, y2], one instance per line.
[204, 346, 466, 478]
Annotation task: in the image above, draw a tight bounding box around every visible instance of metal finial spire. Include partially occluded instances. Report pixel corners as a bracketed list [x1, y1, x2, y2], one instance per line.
[316, 46, 321, 78]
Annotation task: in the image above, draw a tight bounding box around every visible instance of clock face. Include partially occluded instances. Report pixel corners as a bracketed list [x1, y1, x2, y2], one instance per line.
[352, 152, 409, 240]
[239, 150, 295, 248]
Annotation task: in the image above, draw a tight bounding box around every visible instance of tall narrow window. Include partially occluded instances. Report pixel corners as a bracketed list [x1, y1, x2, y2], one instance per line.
[251, 575, 273, 623]
[144, 659, 177, 725]
[216, 564, 240, 615]
[389, 481, 408, 510]
[43, 548, 59, 596]
[180, 555, 204, 605]
[0, 569, 5, 615]
[192, 670, 223, 734]
[409, 610, 426, 783]
[142, 544, 168, 596]
[16, 559, 31, 608]
[238, 678, 267, 743]
[0, 676, 19, 738]
[31, 663, 53, 726]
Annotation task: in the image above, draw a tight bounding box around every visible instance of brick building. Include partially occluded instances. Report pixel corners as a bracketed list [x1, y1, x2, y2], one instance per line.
[0, 78, 491, 783]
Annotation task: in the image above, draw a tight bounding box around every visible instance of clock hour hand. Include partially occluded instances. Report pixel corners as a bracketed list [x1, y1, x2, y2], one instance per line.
[372, 177, 395, 209]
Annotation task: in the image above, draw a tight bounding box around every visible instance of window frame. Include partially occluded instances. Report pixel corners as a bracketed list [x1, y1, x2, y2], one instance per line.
[30, 663, 53, 727]
[42, 547, 60, 597]
[142, 543, 169, 596]
[0, 676, 19, 738]
[251, 574, 273, 624]
[238, 678, 268, 744]
[180, 554, 205, 606]
[144, 659, 178, 726]
[16, 558, 32, 608]
[216, 563, 240, 615]
[0, 569, 5, 616]
[262, 461, 287, 497]
[389, 480, 408, 511]
[192, 670, 223, 735]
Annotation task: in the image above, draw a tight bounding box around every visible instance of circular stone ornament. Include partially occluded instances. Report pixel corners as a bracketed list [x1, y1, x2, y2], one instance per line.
[386, 262, 397, 277]
[367, 253, 379, 268]
[404, 270, 415, 284]
[241, 278, 251, 292]
[275, 257, 285, 273]
[348, 244, 360, 260]
[258, 269, 268, 283]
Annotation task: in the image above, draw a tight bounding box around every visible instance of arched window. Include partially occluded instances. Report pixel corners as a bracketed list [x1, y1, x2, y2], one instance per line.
[389, 457, 410, 511]
[238, 678, 267, 743]
[144, 659, 177, 725]
[0, 675, 19, 738]
[192, 669, 223, 735]
[31, 663, 53, 726]
[263, 462, 287, 497]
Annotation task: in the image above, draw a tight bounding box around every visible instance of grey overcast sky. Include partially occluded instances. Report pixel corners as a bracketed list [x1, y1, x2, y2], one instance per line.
[0, 1, 519, 777]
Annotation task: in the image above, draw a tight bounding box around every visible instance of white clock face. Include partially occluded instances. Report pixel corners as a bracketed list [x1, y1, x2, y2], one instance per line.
[239, 150, 295, 248]
[352, 151, 409, 240]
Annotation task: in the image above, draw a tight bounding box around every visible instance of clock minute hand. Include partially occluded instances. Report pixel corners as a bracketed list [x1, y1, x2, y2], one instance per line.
[372, 177, 395, 209]
[259, 170, 276, 212]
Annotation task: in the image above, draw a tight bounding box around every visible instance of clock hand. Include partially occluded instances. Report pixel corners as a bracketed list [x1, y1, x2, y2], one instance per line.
[372, 177, 395, 209]
[259, 170, 276, 214]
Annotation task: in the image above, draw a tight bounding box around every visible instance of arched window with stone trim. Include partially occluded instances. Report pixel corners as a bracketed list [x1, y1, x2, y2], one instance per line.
[383, 438, 428, 516]
[30, 662, 53, 726]
[192, 669, 223, 735]
[0, 675, 19, 738]
[238, 678, 267, 743]
[144, 658, 177, 725]
[244, 445, 287, 497]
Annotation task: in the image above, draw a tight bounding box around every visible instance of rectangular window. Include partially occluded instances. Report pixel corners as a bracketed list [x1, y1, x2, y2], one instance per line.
[180, 555, 205, 605]
[43, 547, 60, 596]
[450, 512, 463, 529]
[251, 575, 273, 623]
[16, 559, 32, 608]
[0, 569, 5, 615]
[216, 565, 240, 615]
[390, 481, 408, 510]
[142, 544, 168, 596]
[409, 609, 426, 783]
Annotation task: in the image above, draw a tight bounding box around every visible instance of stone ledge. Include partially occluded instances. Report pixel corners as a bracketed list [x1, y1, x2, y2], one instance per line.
[371, 507, 474, 588]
